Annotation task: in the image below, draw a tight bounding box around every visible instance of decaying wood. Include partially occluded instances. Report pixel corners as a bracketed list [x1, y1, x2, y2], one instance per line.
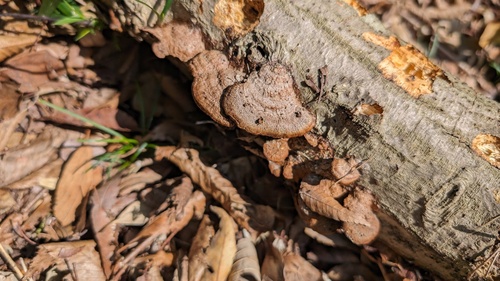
[105, 0, 500, 279]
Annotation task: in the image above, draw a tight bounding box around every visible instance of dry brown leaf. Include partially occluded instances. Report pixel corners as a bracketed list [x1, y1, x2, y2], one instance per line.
[44, 106, 140, 132]
[203, 206, 237, 281]
[283, 251, 323, 281]
[331, 158, 361, 185]
[117, 167, 163, 195]
[261, 232, 286, 281]
[90, 175, 137, 278]
[0, 33, 38, 63]
[0, 189, 15, 216]
[53, 146, 103, 227]
[342, 189, 380, 245]
[228, 230, 261, 281]
[25, 240, 106, 280]
[0, 82, 19, 120]
[353, 103, 383, 116]
[0, 50, 66, 93]
[0, 126, 80, 188]
[155, 146, 276, 234]
[479, 21, 500, 49]
[189, 215, 215, 281]
[295, 193, 341, 235]
[115, 190, 206, 279]
[299, 180, 370, 226]
[5, 158, 63, 190]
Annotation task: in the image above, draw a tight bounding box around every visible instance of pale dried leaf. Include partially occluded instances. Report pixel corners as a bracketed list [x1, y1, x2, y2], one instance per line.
[25, 240, 106, 280]
[202, 206, 237, 281]
[189, 215, 215, 281]
[0, 50, 65, 93]
[0, 189, 15, 215]
[283, 251, 323, 281]
[342, 189, 380, 245]
[91, 175, 135, 277]
[6, 158, 63, 190]
[0, 34, 38, 63]
[117, 190, 206, 275]
[53, 146, 103, 227]
[228, 232, 261, 281]
[0, 126, 80, 188]
[114, 201, 149, 226]
[299, 182, 369, 226]
[331, 158, 360, 185]
[0, 82, 19, 120]
[261, 233, 286, 281]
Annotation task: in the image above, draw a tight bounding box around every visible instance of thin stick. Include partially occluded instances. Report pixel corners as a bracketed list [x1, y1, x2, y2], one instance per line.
[0, 243, 24, 280]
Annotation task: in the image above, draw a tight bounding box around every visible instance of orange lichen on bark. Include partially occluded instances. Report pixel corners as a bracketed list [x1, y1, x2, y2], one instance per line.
[362, 32, 444, 98]
[472, 134, 500, 169]
[213, 0, 265, 38]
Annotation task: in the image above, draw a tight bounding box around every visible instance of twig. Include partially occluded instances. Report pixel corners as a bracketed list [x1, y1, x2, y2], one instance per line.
[0, 243, 24, 280]
[0, 13, 55, 22]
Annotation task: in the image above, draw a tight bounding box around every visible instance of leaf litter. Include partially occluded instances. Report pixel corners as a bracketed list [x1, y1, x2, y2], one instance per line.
[0, 3, 434, 281]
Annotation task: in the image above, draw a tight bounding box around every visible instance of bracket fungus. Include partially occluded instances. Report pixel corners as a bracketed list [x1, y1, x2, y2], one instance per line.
[223, 63, 316, 138]
[190, 50, 244, 127]
[146, 21, 206, 62]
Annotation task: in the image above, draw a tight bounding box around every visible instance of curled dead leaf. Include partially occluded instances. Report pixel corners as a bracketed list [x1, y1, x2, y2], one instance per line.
[331, 157, 361, 185]
[203, 206, 237, 281]
[228, 230, 261, 281]
[53, 146, 103, 227]
[299, 177, 369, 226]
[353, 103, 383, 116]
[342, 189, 380, 245]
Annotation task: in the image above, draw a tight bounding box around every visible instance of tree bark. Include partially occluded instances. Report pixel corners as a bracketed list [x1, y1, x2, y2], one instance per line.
[106, 0, 500, 279]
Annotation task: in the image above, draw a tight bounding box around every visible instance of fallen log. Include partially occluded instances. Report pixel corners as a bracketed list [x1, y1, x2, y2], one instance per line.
[103, 0, 500, 279]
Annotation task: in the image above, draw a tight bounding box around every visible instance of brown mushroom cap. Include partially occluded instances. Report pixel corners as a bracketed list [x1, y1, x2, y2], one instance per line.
[222, 63, 315, 138]
[189, 50, 244, 127]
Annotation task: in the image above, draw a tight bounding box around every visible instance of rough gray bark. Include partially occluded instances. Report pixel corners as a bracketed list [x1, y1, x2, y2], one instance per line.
[107, 0, 500, 279]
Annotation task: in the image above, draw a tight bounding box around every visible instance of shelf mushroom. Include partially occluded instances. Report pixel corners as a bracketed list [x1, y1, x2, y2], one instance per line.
[223, 63, 316, 138]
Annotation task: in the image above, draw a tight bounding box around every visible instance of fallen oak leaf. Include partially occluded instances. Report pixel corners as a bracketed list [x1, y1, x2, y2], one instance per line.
[155, 146, 277, 235]
[202, 206, 237, 281]
[299, 179, 370, 226]
[342, 188, 380, 245]
[113, 190, 206, 279]
[53, 146, 104, 227]
[228, 229, 261, 281]
[188, 215, 215, 281]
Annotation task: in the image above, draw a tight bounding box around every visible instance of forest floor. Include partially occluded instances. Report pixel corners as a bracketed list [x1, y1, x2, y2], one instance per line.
[0, 0, 498, 280]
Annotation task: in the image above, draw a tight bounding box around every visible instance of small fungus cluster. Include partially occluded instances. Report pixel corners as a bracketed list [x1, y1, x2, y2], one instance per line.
[263, 134, 380, 245]
[190, 51, 316, 138]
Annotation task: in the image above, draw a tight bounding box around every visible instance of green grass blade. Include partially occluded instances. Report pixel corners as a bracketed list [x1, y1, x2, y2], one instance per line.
[37, 99, 127, 139]
[38, 0, 62, 16]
